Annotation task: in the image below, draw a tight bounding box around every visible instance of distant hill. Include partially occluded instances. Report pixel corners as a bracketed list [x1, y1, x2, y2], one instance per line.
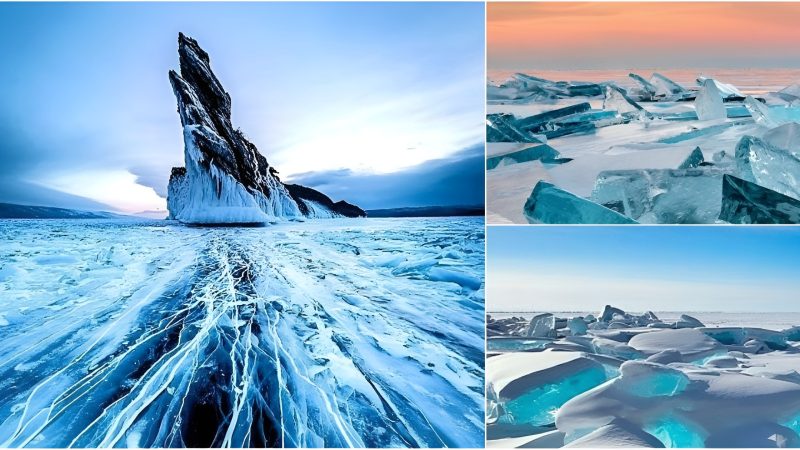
[0, 202, 122, 219]
[366, 205, 484, 218]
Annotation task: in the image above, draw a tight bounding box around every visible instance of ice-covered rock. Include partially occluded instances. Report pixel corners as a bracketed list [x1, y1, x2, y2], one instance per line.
[677, 147, 705, 169]
[590, 168, 726, 224]
[719, 174, 800, 224]
[524, 181, 637, 224]
[735, 135, 800, 200]
[694, 79, 726, 121]
[166, 33, 364, 224]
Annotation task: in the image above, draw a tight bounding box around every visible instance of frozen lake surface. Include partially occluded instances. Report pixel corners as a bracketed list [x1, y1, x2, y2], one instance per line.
[0, 217, 485, 448]
[487, 68, 800, 224]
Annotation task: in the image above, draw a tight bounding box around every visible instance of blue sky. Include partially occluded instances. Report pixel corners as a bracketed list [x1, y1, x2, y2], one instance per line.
[0, 2, 484, 213]
[488, 227, 800, 312]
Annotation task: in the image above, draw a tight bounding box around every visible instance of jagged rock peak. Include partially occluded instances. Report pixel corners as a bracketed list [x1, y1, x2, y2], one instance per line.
[166, 33, 365, 224]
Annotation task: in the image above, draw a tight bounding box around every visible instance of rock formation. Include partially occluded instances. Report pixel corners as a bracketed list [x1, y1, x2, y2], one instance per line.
[166, 33, 364, 224]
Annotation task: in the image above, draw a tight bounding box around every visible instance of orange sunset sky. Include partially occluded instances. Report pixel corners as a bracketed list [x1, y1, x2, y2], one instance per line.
[488, 2, 800, 70]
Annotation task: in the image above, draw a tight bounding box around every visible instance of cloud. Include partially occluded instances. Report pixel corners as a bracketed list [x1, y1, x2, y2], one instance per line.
[287, 143, 485, 210]
[0, 179, 116, 211]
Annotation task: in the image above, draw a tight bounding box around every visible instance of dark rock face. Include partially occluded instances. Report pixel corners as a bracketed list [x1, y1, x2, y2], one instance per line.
[167, 33, 364, 223]
[284, 184, 366, 218]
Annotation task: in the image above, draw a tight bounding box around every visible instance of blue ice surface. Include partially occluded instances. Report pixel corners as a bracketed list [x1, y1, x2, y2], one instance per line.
[657, 122, 739, 144]
[644, 415, 706, 448]
[768, 105, 800, 123]
[0, 217, 486, 448]
[500, 366, 609, 427]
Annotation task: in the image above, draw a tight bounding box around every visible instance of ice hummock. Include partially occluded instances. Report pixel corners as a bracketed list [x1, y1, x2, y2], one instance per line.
[487, 304, 800, 448]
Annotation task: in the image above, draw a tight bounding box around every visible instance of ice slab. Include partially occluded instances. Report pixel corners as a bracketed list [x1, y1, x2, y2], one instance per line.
[604, 85, 645, 115]
[629, 73, 657, 97]
[696, 76, 744, 99]
[719, 174, 800, 224]
[694, 79, 726, 121]
[516, 103, 592, 132]
[524, 181, 637, 224]
[488, 352, 608, 427]
[487, 113, 546, 144]
[764, 122, 800, 153]
[527, 313, 557, 338]
[486, 144, 564, 170]
[590, 168, 726, 224]
[745, 95, 780, 128]
[735, 135, 800, 200]
[677, 147, 705, 169]
[651, 73, 686, 97]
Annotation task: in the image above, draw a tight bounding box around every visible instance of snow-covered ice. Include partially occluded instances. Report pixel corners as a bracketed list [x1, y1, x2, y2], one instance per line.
[488, 71, 800, 223]
[487, 305, 800, 448]
[0, 217, 484, 448]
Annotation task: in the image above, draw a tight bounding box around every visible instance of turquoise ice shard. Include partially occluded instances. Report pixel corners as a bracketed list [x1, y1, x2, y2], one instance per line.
[524, 181, 637, 224]
[650, 73, 685, 96]
[487, 113, 545, 143]
[696, 76, 744, 99]
[719, 174, 800, 224]
[695, 79, 726, 121]
[678, 147, 705, 169]
[516, 103, 592, 132]
[590, 168, 725, 224]
[735, 135, 800, 200]
[486, 144, 565, 170]
[603, 85, 645, 116]
[629, 73, 657, 97]
[744, 95, 779, 127]
[763, 122, 800, 153]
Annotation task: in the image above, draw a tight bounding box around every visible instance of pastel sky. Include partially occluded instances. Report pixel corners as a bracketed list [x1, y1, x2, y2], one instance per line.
[0, 2, 484, 214]
[488, 227, 800, 313]
[488, 2, 800, 71]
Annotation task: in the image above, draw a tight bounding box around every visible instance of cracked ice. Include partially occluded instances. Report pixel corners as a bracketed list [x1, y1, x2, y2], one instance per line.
[0, 218, 485, 448]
